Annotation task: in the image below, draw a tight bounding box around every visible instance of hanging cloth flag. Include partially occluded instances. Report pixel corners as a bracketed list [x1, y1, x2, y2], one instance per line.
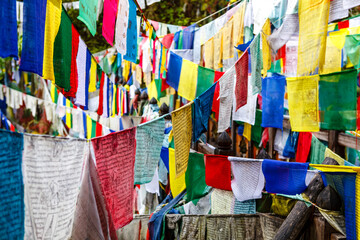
[42, 0, 62, 81]
[178, 59, 198, 101]
[115, 0, 129, 55]
[213, 32, 223, 70]
[211, 71, 225, 121]
[320, 34, 342, 74]
[123, 0, 137, 63]
[204, 38, 214, 69]
[204, 154, 232, 191]
[169, 147, 186, 197]
[261, 73, 286, 129]
[319, 69, 357, 131]
[0, 0, 18, 59]
[88, 58, 97, 92]
[92, 128, 136, 229]
[250, 34, 262, 95]
[222, 19, 233, 60]
[295, 132, 312, 163]
[210, 189, 234, 214]
[23, 135, 88, 240]
[185, 152, 211, 203]
[0, 130, 24, 239]
[97, 72, 105, 116]
[172, 103, 192, 177]
[309, 135, 326, 165]
[193, 83, 216, 142]
[53, 9, 72, 92]
[297, 0, 330, 76]
[64, 25, 80, 98]
[134, 117, 165, 185]
[228, 157, 265, 202]
[218, 65, 235, 132]
[78, 0, 98, 36]
[262, 19, 271, 76]
[286, 75, 320, 132]
[102, 75, 110, 117]
[196, 67, 215, 98]
[251, 109, 263, 146]
[234, 52, 249, 111]
[262, 159, 309, 195]
[19, 0, 47, 76]
[344, 34, 360, 70]
[75, 38, 88, 106]
[102, 0, 119, 46]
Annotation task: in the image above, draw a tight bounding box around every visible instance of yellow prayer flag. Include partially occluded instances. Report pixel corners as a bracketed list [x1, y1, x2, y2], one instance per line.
[243, 123, 252, 141]
[262, 19, 271, 77]
[324, 148, 345, 165]
[172, 103, 192, 177]
[86, 115, 92, 139]
[147, 80, 158, 101]
[178, 59, 198, 101]
[123, 60, 131, 82]
[320, 37, 342, 74]
[204, 38, 214, 69]
[89, 58, 97, 92]
[65, 99, 72, 128]
[297, 0, 330, 76]
[310, 164, 359, 173]
[328, 29, 349, 50]
[169, 148, 186, 197]
[233, 2, 246, 46]
[42, 0, 62, 81]
[287, 75, 320, 132]
[112, 84, 117, 117]
[51, 83, 56, 103]
[223, 19, 234, 60]
[136, 64, 143, 84]
[214, 32, 223, 70]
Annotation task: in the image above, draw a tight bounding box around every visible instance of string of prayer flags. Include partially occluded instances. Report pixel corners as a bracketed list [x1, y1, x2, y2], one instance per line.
[297, 0, 329, 76]
[193, 83, 216, 142]
[169, 148, 186, 197]
[0, 0, 18, 59]
[185, 153, 211, 203]
[92, 128, 136, 229]
[319, 69, 357, 131]
[286, 75, 320, 132]
[172, 103, 192, 177]
[123, 0, 138, 63]
[262, 159, 309, 195]
[228, 157, 265, 202]
[218, 66, 235, 132]
[134, 117, 165, 185]
[295, 132, 312, 163]
[261, 74, 286, 129]
[19, 0, 47, 76]
[78, 0, 98, 36]
[102, 0, 118, 46]
[115, 0, 129, 55]
[204, 154, 232, 191]
[234, 52, 249, 111]
[250, 34, 262, 95]
[23, 135, 88, 239]
[53, 9, 73, 92]
[0, 130, 24, 239]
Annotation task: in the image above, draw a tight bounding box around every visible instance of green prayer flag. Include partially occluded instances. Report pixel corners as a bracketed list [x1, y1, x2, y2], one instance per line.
[309, 136, 326, 166]
[78, 0, 98, 36]
[185, 152, 210, 204]
[54, 9, 72, 92]
[196, 66, 215, 97]
[251, 109, 262, 146]
[344, 34, 360, 70]
[319, 69, 357, 130]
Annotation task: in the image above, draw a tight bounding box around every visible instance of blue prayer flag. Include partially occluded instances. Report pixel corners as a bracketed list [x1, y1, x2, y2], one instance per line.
[123, 0, 138, 63]
[166, 51, 182, 90]
[0, 0, 18, 59]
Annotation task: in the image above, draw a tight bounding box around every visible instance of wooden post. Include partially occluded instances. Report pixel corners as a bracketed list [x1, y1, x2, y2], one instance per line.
[231, 121, 237, 156]
[268, 127, 276, 159]
[215, 132, 234, 156]
[328, 130, 337, 152]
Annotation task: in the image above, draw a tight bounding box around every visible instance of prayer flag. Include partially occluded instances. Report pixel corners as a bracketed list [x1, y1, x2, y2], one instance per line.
[88, 58, 97, 92]
[0, 0, 18, 59]
[196, 67, 215, 98]
[193, 83, 216, 142]
[0, 130, 24, 239]
[295, 132, 312, 163]
[178, 59, 198, 101]
[134, 117, 165, 185]
[172, 103, 192, 177]
[169, 148, 186, 197]
[102, 0, 118, 45]
[319, 69, 357, 131]
[286, 75, 320, 132]
[204, 154, 232, 191]
[78, 0, 98, 36]
[65, 25, 80, 98]
[344, 34, 360, 70]
[250, 34, 262, 95]
[218, 66, 235, 132]
[92, 128, 136, 229]
[262, 159, 309, 195]
[115, 0, 129, 55]
[234, 52, 249, 111]
[261, 74, 286, 129]
[123, 0, 138, 63]
[309, 135, 326, 165]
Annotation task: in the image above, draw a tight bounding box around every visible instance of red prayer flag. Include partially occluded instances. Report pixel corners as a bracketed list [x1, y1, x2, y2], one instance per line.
[96, 122, 103, 137]
[162, 34, 175, 49]
[102, 0, 119, 46]
[338, 20, 349, 29]
[92, 128, 136, 229]
[97, 72, 105, 116]
[212, 71, 225, 121]
[295, 132, 312, 163]
[204, 154, 232, 191]
[235, 53, 248, 111]
[64, 26, 79, 98]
